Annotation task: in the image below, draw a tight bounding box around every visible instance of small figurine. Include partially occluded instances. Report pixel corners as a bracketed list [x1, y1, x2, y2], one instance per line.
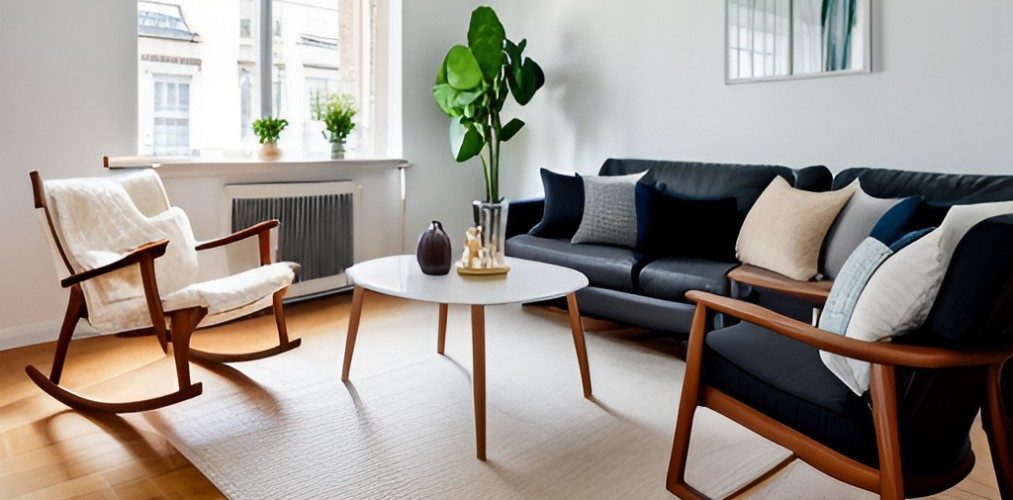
[462, 226, 483, 269]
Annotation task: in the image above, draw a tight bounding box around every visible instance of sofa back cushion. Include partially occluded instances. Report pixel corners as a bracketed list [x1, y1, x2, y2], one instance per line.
[598, 159, 830, 218]
[833, 168, 1013, 228]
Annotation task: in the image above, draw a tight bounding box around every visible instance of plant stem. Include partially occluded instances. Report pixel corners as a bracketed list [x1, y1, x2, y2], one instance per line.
[490, 109, 502, 203]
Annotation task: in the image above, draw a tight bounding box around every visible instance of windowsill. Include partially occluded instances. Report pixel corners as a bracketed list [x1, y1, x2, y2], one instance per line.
[105, 153, 409, 170]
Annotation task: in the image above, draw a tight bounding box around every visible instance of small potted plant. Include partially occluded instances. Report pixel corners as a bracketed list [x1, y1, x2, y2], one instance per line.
[312, 92, 357, 159]
[252, 117, 288, 159]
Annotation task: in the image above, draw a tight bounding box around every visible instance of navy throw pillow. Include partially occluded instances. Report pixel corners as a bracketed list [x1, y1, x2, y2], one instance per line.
[904, 200, 952, 232]
[634, 183, 740, 260]
[868, 196, 921, 245]
[528, 169, 584, 239]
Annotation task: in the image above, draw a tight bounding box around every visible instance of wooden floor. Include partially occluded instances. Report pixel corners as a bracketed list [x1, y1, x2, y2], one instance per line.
[0, 292, 1002, 499]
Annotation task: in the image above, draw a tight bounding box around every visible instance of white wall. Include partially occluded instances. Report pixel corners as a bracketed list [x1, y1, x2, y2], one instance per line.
[406, 0, 1013, 201]
[401, 0, 487, 249]
[0, 0, 136, 347]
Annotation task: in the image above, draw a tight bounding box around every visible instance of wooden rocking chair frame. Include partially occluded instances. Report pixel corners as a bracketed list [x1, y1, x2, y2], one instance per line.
[26, 171, 301, 413]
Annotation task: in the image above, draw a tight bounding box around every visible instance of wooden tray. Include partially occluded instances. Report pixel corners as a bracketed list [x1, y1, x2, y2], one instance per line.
[455, 262, 510, 276]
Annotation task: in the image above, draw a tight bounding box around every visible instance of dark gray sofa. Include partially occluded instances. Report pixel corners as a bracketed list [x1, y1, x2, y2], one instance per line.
[505, 159, 833, 334]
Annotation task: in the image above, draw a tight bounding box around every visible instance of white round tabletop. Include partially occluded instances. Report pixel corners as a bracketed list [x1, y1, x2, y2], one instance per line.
[346, 255, 589, 305]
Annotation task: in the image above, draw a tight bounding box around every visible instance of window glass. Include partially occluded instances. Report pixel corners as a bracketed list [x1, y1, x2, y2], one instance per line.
[138, 0, 387, 157]
[138, 0, 260, 156]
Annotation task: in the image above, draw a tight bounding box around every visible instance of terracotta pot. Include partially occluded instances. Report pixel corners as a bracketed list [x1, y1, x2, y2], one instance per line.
[259, 140, 281, 160]
[416, 220, 452, 275]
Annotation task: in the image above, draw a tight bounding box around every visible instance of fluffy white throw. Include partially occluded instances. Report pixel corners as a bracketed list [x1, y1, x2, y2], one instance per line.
[45, 174, 294, 333]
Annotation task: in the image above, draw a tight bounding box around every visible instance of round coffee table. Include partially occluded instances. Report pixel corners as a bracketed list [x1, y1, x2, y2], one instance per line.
[341, 255, 592, 461]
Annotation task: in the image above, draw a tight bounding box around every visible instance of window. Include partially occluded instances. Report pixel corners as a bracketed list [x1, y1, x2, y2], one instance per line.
[138, 0, 393, 158]
[152, 76, 192, 156]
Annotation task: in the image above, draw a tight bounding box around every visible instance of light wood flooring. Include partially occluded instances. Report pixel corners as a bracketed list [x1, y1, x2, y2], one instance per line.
[0, 292, 1002, 499]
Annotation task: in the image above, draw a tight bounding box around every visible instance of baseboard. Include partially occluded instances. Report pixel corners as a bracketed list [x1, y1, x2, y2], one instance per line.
[0, 320, 98, 352]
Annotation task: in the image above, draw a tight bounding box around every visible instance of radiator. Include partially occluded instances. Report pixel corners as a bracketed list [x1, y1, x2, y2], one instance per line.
[223, 181, 360, 298]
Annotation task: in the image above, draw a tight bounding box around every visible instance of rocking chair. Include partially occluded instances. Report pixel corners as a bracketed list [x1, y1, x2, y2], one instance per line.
[28, 169, 302, 413]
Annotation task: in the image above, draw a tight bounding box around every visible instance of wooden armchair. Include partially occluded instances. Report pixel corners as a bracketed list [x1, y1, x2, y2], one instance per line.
[28, 170, 302, 413]
[668, 216, 1013, 499]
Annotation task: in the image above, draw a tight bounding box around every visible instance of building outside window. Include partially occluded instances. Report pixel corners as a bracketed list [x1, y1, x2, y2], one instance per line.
[152, 75, 192, 156]
[137, 0, 390, 158]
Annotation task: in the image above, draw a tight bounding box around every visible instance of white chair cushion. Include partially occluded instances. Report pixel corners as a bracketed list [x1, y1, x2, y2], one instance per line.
[162, 262, 296, 315]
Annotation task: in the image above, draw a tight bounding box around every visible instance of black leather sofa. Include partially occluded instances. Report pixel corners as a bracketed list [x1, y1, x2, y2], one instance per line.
[508, 161, 1013, 412]
[505, 158, 833, 334]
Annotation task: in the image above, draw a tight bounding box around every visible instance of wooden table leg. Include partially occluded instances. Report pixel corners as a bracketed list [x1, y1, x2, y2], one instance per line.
[341, 287, 365, 382]
[566, 293, 593, 399]
[437, 303, 448, 355]
[471, 304, 486, 461]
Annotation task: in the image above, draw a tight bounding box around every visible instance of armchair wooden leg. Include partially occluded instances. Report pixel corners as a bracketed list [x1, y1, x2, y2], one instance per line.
[48, 285, 85, 384]
[437, 303, 448, 355]
[666, 304, 710, 499]
[870, 364, 905, 500]
[983, 363, 1012, 499]
[23, 302, 205, 413]
[273, 287, 291, 345]
[169, 307, 206, 389]
[138, 253, 169, 354]
[187, 288, 302, 363]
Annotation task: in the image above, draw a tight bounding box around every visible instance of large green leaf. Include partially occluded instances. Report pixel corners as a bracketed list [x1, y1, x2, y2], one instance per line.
[435, 59, 447, 85]
[510, 57, 544, 105]
[467, 7, 505, 81]
[450, 117, 485, 162]
[444, 45, 483, 90]
[432, 83, 460, 116]
[499, 118, 524, 142]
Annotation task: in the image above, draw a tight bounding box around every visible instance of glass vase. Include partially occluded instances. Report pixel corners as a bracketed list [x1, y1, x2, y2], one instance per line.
[472, 200, 509, 268]
[330, 139, 346, 159]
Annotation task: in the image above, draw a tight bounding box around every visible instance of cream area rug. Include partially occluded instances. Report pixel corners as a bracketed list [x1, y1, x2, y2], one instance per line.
[145, 300, 803, 499]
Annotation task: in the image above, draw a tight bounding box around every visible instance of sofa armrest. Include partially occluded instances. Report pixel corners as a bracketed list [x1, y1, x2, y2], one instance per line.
[506, 197, 545, 238]
[727, 264, 833, 306]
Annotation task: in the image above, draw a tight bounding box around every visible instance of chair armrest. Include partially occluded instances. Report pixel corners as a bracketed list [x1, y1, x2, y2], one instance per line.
[60, 240, 169, 288]
[505, 198, 545, 238]
[686, 290, 1013, 369]
[727, 265, 833, 306]
[195, 220, 279, 251]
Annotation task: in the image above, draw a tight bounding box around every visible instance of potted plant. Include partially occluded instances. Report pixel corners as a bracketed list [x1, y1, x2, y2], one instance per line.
[312, 92, 357, 159]
[252, 117, 288, 159]
[431, 6, 544, 267]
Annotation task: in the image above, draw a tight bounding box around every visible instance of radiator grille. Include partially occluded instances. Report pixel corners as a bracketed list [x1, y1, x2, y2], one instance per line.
[231, 194, 354, 281]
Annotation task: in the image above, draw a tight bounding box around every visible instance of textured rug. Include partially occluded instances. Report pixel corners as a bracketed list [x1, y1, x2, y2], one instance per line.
[146, 301, 793, 499]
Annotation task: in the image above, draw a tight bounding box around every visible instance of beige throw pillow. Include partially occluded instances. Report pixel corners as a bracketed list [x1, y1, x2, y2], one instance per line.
[736, 178, 857, 280]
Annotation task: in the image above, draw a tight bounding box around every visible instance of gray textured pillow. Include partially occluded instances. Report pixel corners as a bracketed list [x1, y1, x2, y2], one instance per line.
[821, 185, 903, 279]
[571, 173, 645, 247]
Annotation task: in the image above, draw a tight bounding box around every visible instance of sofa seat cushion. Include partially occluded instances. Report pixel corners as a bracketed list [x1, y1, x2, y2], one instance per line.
[505, 235, 640, 291]
[703, 321, 971, 475]
[637, 258, 738, 301]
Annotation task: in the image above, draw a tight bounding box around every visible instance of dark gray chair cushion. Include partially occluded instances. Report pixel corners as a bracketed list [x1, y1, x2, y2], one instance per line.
[637, 258, 738, 301]
[704, 321, 973, 477]
[505, 235, 641, 291]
